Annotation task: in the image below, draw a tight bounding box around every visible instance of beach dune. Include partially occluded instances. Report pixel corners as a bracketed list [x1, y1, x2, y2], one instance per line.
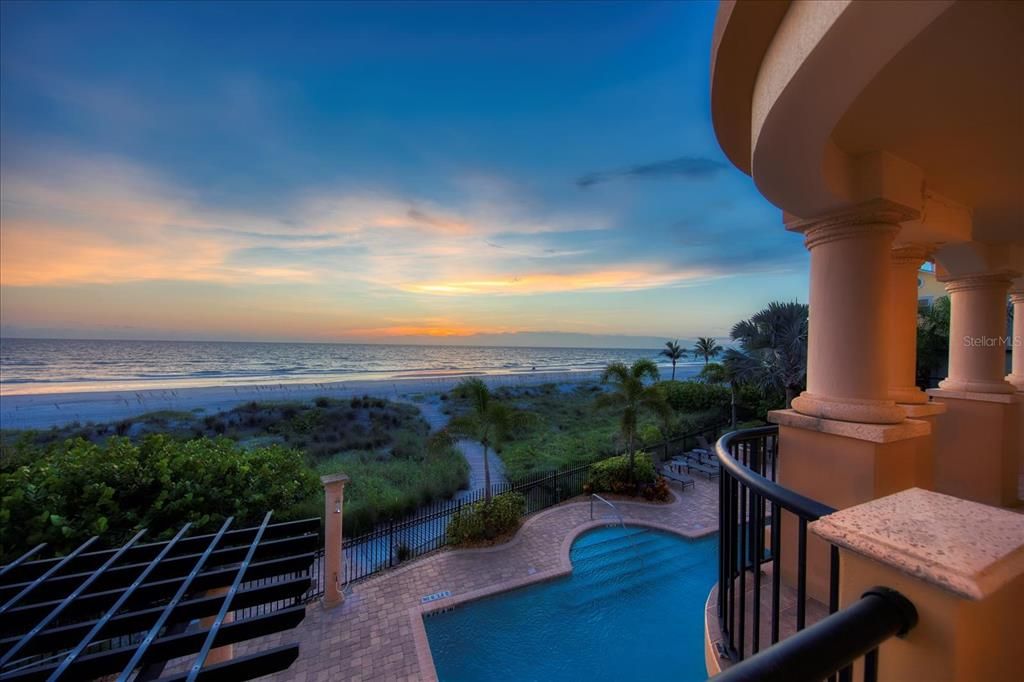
[0, 369, 667, 431]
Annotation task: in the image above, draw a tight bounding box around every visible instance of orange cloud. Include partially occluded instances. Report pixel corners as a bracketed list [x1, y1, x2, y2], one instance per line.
[400, 267, 722, 295]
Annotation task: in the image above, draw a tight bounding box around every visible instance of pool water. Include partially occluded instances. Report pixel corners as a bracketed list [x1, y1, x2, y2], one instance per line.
[424, 526, 717, 681]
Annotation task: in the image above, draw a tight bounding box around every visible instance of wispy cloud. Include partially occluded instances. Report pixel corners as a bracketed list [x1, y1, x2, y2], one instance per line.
[399, 265, 725, 296]
[576, 156, 727, 188]
[0, 150, 617, 291]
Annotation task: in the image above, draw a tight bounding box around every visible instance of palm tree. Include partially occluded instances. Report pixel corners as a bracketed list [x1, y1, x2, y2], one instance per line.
[693, 337, 723, 364]
[448, 378, 528, 503]
[725, 301, 808, 408]
[597, 359, 670, 482]
[659, 340, 687, 380]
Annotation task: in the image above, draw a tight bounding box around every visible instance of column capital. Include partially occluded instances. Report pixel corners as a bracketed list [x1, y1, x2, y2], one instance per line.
[786, 199, 918, 250]
[1010, 277, 1024, 301]
[942, 271, 1015, 295]
[891, 242, 936, 266]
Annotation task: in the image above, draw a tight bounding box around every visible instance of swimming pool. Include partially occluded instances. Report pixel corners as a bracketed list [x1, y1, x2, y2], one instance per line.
[424, 526, 717, 681]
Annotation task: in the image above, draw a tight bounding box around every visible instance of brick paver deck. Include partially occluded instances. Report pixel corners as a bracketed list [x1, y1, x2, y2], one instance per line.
[238, 478, 719, 681]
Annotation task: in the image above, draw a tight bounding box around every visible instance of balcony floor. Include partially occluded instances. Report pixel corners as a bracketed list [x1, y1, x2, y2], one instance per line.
[705, 563, 829, 673]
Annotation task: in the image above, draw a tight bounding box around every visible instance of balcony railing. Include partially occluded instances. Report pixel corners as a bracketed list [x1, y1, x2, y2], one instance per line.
[714, 426, 918, 681]
[712, 586, 918, 682]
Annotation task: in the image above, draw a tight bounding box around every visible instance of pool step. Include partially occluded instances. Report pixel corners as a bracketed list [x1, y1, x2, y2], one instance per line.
[571, 529, 652, 560]
[569, 532, 663, 569]
[568, 552, 710, 610]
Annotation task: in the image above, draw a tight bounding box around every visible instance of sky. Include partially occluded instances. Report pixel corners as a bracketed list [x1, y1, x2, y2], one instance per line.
[0, 1, 809, 346]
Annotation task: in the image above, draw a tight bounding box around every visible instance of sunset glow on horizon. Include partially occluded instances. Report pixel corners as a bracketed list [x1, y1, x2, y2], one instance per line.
[1, 1, 809, 346]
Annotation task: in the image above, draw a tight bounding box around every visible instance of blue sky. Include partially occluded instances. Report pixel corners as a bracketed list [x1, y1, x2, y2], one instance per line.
[0, 1, 808, 345]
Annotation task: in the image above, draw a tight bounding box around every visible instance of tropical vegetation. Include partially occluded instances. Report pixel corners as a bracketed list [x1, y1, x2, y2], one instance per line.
[0, 396, 470, 558]
[597, 359, 671, 482]
[692, 336, 723, 364]
[447, 378, 530, 502]
[916, 296, 951, 388]
[447, 491, 525, 545]
[659, 340, 687, 380]
[0, 435, 319, 561]
[723, 301, 809, 408]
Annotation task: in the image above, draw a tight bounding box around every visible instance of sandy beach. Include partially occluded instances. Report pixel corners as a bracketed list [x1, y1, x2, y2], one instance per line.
[0, 368, 699, 431]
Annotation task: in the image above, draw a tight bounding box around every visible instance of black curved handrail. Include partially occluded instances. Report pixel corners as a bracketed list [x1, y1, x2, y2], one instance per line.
[716, 427, 835, 519]
[713, 586, 918, 682]
[713, 425, 840, 670]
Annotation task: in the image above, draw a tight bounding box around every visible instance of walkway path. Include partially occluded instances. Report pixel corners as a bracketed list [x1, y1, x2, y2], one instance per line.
[406, 396, 509, 495]
[235, 479, 719, 681]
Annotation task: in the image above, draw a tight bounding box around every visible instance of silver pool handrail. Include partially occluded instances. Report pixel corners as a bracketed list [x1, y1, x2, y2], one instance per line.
[589, 493, 624, 526]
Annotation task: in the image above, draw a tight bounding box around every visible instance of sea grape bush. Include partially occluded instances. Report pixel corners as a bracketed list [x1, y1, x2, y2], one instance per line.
[446, 492, 525, 545]
[586, 452, 657, 493]
[0, 435, 319, 561]
[659, 381, 731, 413]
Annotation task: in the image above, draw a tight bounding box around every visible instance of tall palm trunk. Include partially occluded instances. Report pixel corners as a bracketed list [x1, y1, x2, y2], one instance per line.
[785, 386, 798, 409]
[730, 382, 737, 429]
[483, 444, 492, 503]
[627, 432, 634, 483]
[671, 361, 676, 381]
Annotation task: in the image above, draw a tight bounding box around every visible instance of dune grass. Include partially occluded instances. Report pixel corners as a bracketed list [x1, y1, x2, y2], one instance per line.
[1, 395, 470, 539]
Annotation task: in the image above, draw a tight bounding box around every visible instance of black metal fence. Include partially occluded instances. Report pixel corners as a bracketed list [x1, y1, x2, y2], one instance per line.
[286, 427, 727, 602]
[651, 421, 732, 464]
[339, 460, 595, 584]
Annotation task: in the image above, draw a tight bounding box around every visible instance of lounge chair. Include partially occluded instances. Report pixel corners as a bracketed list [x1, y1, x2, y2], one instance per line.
[678, 449, 720, 479]
[696, 435, 716, 453]
[659, 464, 696, 491]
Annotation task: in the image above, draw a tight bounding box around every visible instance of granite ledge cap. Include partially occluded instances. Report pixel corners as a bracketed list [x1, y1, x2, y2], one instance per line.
[768, 409, 930, 443]
[810, 488, 1024, 601]
[320, 473, 351, 485]
[926, 388, 1020, 405]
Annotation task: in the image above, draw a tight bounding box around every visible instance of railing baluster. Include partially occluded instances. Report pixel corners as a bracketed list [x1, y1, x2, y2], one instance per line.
[738, 467, 747, 659]
[863, 648, 878, 682]
[797, 517, 808, 632]
[771, 503, 781, 645]
[752, 488, 763, 655]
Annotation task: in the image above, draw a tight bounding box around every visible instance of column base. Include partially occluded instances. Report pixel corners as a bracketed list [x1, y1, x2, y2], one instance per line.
[899, 402, 947, 419]
[926, 389, 1022, 507]
[889, 386, 929, 404]
[1007, 373, 1024, 392]
[791, 391, 907, 424]
[768, 409, 933, 605]
[937, 376, 1016, 394]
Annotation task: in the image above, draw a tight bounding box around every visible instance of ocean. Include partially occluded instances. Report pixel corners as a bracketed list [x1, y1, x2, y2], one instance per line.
[0, 338, 703, 396]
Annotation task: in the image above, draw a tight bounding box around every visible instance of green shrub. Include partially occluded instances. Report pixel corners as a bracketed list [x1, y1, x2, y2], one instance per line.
[660, 381, 730, 413]
[447, 492, 525, 545]
[0, 435, 319, 561]
[587, 452, 656, 494]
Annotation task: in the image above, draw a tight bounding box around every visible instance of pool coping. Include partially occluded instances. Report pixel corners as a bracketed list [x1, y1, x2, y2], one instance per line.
[409, 494, 718, 682]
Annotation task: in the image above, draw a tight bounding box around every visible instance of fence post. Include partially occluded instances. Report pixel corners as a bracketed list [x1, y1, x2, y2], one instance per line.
[388, 518, 396, 568]
[321, 473, 350, 609]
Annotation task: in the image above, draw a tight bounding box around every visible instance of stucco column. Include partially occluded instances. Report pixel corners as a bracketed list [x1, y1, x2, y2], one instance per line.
[321, 473, 349, 608]
[788, 202, 913, 424]
[1007, 284, 1024, 391]
[888, 244, 933, 405]
[938, 273, 1015, 394]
